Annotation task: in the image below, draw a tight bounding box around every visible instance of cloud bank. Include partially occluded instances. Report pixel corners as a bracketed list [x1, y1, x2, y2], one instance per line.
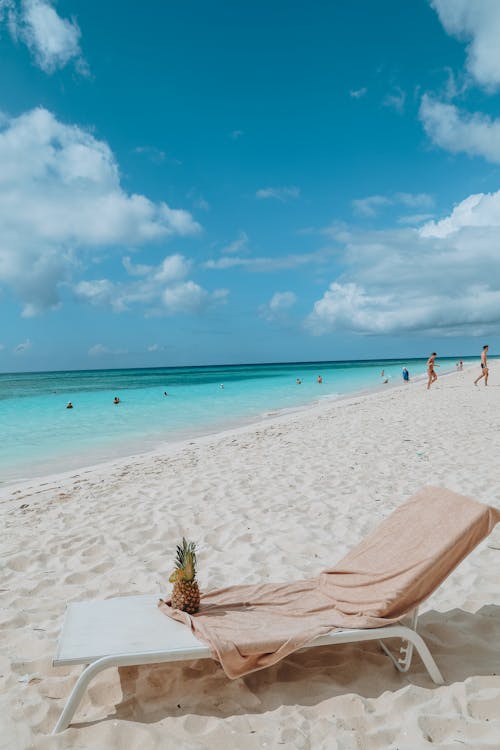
[306, 189, 500, 336]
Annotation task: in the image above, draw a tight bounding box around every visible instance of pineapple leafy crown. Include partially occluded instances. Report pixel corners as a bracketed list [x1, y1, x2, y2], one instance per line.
[169, 537, 197, 583]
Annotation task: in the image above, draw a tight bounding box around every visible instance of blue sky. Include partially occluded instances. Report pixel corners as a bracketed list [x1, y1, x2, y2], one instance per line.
[1, 0, 500, 371]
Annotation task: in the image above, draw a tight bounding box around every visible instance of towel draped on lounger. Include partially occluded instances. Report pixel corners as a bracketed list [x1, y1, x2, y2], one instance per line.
[159, 487, 500, 679]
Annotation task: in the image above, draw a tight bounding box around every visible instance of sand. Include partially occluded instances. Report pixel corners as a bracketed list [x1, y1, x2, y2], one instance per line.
[1, 365, 500, 749]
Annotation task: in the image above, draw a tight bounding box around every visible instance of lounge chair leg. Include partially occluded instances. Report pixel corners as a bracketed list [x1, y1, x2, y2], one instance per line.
[52, 655, 118, 734]
[408, 630, 444, 684]
[379, 628, 444, 685]
[52, 651, 178, 733]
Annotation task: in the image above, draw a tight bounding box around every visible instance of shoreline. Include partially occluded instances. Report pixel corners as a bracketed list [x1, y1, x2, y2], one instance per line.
[0, 363, 469, 495]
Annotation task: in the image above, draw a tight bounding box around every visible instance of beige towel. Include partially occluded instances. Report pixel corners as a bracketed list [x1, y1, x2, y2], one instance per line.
[159, 487, 500, 678]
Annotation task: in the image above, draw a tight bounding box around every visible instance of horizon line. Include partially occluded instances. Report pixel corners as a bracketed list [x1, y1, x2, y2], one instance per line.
[0, 353, 487, 378]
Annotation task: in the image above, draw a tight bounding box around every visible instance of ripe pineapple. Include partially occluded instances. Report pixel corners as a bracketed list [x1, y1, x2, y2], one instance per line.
[169, 538, 200, 613]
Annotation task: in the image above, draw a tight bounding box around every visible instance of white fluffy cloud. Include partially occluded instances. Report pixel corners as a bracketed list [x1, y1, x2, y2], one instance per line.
[75, 253, 226, 316]
[307, 280, 500, 336]
[163, 282, 228, 314]
[121, 253, 192, 284]
[420, 94, 500, 164]
[74, 279, 120, 309]
[307, 283, 391, 335]
[421, 4, 500, 164]
[155, 254, 192, 283]
[420, 190, 500, 238]
[0, 108, 200, 316]
[268, 291, 297, 310]
[3, 0, 87, 74]
[256, 186, 300, 202]
[431, 0, 500, 90]
[306, 190, 500, 336]
[259, 291, 297, 321]
[163, 281, 208, 314]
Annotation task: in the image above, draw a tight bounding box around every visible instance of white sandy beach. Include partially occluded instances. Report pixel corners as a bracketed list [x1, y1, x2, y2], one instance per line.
[1, 366, 500, 750]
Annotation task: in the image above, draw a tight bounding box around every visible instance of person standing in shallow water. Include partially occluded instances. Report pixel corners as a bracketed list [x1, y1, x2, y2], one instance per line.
[474, 345, 489, 387]
[427, 353, 438, 390]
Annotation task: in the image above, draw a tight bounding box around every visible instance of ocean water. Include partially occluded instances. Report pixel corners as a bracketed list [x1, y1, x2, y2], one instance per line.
[0, 357, 469, 483]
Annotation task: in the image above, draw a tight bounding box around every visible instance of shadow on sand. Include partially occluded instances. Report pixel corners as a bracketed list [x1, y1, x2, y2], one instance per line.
[72, 605, 500, 728]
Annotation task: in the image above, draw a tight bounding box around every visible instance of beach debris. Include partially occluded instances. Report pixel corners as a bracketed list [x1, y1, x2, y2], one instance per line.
[168, 538, 200, 614]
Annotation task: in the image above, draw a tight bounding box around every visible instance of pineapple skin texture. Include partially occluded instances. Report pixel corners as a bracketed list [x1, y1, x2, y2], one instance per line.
[171, 580, 200, 614]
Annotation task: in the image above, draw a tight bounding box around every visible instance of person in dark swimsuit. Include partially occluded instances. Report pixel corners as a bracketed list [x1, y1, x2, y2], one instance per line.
[474, 345, 489, 386]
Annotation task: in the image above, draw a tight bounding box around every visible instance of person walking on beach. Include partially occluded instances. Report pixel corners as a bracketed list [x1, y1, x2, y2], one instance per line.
[427, 353, 438, 390]
[402, 367, 409, 383]
[474, 345, 489, 387]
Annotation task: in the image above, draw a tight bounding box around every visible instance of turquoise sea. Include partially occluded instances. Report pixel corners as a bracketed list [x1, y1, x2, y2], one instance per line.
[0, 357, 472, 483]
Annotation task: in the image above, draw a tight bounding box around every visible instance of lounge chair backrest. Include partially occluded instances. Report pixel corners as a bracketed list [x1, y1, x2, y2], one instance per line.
[320, 486, 500, 620]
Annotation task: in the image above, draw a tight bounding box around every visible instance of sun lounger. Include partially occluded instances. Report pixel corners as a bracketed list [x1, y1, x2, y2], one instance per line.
[52, 487, 500, 733]
[52, 594, 441, 733]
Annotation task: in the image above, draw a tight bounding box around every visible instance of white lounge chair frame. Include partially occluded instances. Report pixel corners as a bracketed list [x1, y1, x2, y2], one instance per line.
[52, 594, 444, 733]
